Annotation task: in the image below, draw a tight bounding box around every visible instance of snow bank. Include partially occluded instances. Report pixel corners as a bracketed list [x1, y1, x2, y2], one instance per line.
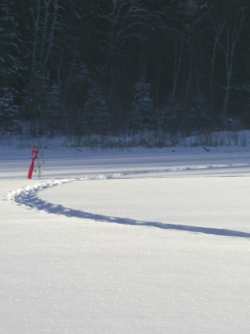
[2, 129, 250, 149]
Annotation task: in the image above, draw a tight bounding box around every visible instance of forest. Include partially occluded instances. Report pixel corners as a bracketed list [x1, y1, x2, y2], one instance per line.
[1, 0, 250, 138]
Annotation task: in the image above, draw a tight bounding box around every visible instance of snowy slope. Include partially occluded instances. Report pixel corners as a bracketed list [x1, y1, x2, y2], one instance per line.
[1, 144, 250, 334]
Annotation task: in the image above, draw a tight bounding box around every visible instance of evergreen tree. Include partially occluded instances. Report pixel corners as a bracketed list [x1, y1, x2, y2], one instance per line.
[0, 0, 18, 81]
[0, 88, 19, 133]
[64, 61, 90, 135]
[24, 0, 63, 135]
[130, 78, 154, 132]
[83, 78, 111, 135]
[46, 82, 63, 134]
[0, 0, 19, 132]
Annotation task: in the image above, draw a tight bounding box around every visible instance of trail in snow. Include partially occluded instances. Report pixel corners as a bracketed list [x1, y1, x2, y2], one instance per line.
[7, 173, 250, 239]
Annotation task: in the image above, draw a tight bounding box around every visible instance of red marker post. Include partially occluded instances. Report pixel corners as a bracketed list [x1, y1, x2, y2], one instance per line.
[28, 146, 39, 179]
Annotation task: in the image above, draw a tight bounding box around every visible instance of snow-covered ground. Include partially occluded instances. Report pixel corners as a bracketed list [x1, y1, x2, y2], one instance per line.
[1, 143, 250, 333]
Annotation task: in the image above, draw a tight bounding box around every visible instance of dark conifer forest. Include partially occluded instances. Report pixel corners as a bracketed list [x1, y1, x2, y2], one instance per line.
[1, 0, 250, 137]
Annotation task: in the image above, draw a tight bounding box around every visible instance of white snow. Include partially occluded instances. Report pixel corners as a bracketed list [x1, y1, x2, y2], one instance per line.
[1, 141, 250, 333]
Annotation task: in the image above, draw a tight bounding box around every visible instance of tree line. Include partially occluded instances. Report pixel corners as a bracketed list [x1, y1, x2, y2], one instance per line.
[1, 0, 250, 137]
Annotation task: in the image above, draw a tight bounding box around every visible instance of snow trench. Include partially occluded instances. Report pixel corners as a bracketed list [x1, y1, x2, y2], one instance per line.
[6, 173, 250, 240]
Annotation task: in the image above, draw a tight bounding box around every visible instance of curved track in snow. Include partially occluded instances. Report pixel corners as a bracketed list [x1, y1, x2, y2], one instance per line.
[8, 166, 250, 239]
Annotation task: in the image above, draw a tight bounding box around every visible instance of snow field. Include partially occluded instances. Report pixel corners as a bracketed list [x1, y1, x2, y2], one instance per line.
[1, 146, 250, 333]
[40, 176, 250, 232]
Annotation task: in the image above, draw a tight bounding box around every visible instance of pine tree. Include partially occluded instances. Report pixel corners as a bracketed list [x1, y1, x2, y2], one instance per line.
[83, 78, 111, 135]
[130, 78, 154, 132]
[23, 0, 64, 135]
[46, 82, 63, 134]
[0, 88, 18, 133]
[0, 0, 18, 79]
[0, 0, 19, 132]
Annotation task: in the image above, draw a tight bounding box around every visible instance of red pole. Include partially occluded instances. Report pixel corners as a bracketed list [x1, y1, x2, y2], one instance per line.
[28, 146, 39, 179]
[28, 159, 35, 179]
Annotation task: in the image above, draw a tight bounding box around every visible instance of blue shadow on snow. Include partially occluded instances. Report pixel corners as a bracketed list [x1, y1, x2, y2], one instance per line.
[15, 189, 250, 239]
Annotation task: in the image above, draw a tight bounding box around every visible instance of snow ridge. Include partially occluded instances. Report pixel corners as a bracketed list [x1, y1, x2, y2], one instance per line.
[6, 179, 75, 202]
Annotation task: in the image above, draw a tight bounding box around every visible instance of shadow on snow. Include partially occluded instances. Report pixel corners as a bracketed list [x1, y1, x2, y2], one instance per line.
[14, 188, 250, 240]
